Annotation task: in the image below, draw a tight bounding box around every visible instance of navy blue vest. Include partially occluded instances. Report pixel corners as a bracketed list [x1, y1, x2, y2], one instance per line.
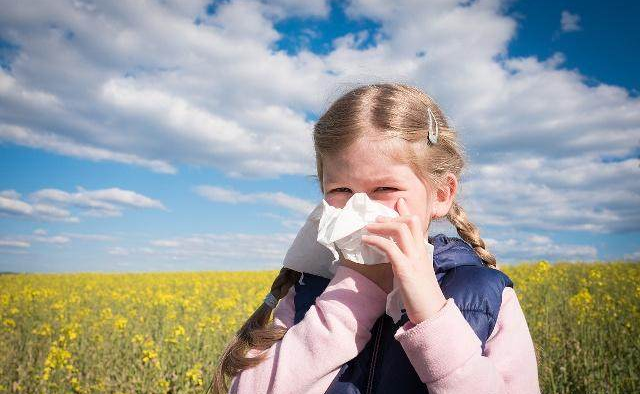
[292, 233, 514, 394]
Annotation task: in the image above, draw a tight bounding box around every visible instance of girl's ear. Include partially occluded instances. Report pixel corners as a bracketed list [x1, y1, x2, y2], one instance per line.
[430, 173, 458, 219]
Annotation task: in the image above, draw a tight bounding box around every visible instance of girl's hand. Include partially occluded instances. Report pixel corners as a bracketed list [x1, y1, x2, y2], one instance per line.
[361, 197, 447, 325]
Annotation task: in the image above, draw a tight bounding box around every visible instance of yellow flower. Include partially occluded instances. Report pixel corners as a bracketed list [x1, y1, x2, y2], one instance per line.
[42, 343, 74, 382]
[186, 363, 204, 386]
[32, 323, 53, 336]
[114, 317, 128, 331]
[142, 349, 158, 364]
[569, 288, 593, 308]
[100, 308, 113, 320]
[3, 318, 16, 328]
[174, 325, 185, 337]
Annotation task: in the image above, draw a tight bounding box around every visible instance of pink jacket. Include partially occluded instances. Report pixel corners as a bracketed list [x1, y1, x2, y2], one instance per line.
[229, 265, 540, 393]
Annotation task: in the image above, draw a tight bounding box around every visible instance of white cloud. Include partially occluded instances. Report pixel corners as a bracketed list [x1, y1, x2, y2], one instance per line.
[485, 231, 598, 265]
[33, 235, 71, 244]
[0, 187, 166, 222]
[0, 71, 61, 107]
[0, 231, 69, 248]
[461, 154, 640, 233]
[31, 186, 166, 216]
[0, 0, 324, 177]
[0, 239, 30, 248]
[0, 228, 118, 252]
[0, 123, 176, 174]
[258, 212, 307, 230]
[143, 232, 297, 268]
[560, 10, 581, 32]
[61, 232, 118, 242]
[623, 249, 640, 261]
[194, 185, 317, 216]
[0, 190, 78, 222]
[149, 239, 181, 247]
[0, 190, 20, 199]
[99, 230, 301, 271]
[262, 0, 330, 19]
[107, 246, 130, 256]
[0, 192, 34, 216]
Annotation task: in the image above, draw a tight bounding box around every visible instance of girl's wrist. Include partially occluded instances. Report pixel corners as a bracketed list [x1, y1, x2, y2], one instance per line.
[410, 280, 447, 324]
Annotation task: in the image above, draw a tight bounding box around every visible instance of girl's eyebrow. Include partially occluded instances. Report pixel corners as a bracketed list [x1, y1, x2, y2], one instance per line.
[370, 175, 402, 183]
[326, 175, 402, 184]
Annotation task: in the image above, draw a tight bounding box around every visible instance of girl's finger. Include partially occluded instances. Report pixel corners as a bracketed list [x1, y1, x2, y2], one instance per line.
[361, 233, 406, 271]
[375, 214, 423, 249]
[396, 197, 411, 216]
[396, 198, 427, 246]
[365, 221, 415, 258]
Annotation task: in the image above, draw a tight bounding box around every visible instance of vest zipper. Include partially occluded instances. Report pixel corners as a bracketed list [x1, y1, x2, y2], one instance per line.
[366, 316, 384, 394]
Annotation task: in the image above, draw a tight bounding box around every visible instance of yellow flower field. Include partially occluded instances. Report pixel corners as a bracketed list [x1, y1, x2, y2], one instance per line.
[1, 261, 638, 393]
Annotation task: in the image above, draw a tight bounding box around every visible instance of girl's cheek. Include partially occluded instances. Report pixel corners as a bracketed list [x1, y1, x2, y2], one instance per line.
[324, 194, 401, 211]
[369, 194, 406, 212]
[376, 195, 400, 208]
[324, 194, 347, 208]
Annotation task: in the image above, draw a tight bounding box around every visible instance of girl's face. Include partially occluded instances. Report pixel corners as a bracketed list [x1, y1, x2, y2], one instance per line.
[322, 136, 435, 236]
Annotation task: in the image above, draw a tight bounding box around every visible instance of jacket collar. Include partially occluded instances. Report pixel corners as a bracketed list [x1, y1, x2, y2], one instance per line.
[428, 233, 483, 279]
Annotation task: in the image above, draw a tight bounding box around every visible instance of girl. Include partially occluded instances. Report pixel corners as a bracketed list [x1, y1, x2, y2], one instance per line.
[209, 83, 540, 394]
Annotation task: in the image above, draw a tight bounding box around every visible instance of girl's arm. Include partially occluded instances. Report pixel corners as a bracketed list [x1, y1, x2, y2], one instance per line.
[393, 286, 541, 394]
[228, 265, 388, 394]
[270, 280, 297, 330]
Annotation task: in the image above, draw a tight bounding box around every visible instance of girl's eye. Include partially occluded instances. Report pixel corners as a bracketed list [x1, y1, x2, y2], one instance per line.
[331, 187, 397, 193]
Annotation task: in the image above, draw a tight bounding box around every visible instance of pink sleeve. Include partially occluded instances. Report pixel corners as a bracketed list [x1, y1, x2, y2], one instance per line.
[271, 282, 297, 329]
[393, 286, 541, 393]
[229, 265, 388, 394]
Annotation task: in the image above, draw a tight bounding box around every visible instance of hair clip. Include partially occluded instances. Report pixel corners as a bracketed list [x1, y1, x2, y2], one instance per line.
[263, 292, 278, 309]
[427, 107, 439, 144]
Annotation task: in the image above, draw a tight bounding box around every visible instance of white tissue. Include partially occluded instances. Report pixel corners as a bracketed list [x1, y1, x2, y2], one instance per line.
[281, 202, 337, 280]
[282, 192, 421, 323]
[316, 193, 398, 262]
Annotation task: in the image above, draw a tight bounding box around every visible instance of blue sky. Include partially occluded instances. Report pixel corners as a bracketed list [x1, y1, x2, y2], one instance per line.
[0, 0, 638, 272]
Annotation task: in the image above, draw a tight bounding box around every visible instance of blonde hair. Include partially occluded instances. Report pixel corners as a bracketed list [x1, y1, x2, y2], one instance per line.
[208, 83, 497, 393]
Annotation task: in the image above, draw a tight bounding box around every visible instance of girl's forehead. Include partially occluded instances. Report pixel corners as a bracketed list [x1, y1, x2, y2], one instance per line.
[325, 135, 406, 164]
[322, 154, 414, 184]
[321, 135, 416, 183]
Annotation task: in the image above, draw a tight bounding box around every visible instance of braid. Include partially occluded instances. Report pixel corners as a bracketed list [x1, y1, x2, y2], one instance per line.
[447, 201, 499, 269]
[207, 267, 301, 394]
[268, 266, 302, 301]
